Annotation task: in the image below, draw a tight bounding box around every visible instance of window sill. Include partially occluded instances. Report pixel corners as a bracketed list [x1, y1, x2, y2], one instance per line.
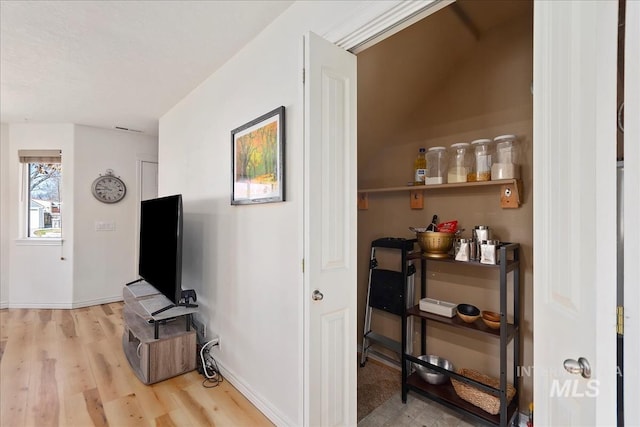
[15, 238, 63, 246]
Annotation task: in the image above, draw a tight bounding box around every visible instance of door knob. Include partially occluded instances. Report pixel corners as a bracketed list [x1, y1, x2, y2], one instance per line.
[312, 290, 324, 301]
[563, 357, 591, 379]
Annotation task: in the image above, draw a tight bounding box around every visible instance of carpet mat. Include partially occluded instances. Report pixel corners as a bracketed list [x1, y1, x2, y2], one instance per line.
[357, 356, 401, 421]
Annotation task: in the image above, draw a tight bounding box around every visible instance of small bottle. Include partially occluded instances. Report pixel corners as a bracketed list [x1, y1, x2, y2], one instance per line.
[414, 148, 427, 185]
[426, 215, 438, 231]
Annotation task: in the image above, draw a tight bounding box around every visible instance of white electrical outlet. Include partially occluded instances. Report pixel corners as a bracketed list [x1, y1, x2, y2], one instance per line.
[208, 336, 220, 351]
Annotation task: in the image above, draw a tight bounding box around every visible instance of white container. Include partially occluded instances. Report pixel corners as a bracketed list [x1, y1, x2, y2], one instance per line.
[425, 146, 447, 184]
[491, 134, 520, 179]
[419, 298, 457, 317]
[469, 138, 493, 182]
[447, 142, 470, 183]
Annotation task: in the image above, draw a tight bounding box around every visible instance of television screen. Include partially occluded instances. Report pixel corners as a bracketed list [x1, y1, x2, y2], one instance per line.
[139, 194, 183, 305]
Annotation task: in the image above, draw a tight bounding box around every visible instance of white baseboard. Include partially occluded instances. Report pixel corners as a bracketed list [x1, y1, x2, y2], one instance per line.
[71, 295, 123, 309]
[215, 358, 297, 427]
[358, 345, 402, 371]
[6, 301, 74, 309]
[5, 295, 123, 309]
[0, 301, 7, 309]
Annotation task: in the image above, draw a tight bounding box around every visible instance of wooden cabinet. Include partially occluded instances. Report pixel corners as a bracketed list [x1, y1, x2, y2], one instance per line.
[122, 283, 198, 385]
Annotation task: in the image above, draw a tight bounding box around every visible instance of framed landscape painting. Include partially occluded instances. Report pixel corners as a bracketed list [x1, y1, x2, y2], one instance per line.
[231, 106, 285, 205]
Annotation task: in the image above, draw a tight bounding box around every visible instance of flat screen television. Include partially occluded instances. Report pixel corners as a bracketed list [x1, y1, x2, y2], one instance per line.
[138, 194, 183, 306]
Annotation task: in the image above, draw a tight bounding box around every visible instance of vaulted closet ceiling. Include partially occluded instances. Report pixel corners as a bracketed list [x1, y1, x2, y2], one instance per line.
[357, 0, 532, 166]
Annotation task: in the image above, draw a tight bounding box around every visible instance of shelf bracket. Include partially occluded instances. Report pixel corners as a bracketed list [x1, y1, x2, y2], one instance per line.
[358, 192, 369, 210]
[410, 190, 424, 209]
[500, 181, 522, 208]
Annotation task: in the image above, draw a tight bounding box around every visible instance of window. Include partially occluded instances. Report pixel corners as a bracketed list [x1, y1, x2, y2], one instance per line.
[19, 150, 62, 238]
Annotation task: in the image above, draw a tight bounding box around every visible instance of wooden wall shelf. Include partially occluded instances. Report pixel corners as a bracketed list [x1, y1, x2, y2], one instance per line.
[357, 179, 522, 210]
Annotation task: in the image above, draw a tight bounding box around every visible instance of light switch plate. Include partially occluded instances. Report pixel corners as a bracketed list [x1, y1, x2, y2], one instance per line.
[95, 221, 116, 231]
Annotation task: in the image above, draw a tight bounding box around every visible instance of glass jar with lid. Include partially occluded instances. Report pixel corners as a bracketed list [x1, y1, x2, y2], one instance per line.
[425, 147, 447, 184]
[469, 138, 493, 182]
[447, 142, 471, 183]
[491, 134, 520, 179]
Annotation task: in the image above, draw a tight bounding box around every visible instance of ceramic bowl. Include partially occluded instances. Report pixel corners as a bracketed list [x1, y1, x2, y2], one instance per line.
[456, 304, 480, 323]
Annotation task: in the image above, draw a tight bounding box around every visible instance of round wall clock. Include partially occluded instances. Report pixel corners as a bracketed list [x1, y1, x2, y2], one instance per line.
[92, 169, 126, 203]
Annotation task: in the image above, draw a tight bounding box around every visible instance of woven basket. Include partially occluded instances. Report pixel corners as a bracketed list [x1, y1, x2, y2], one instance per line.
[450, 368, 516, 415]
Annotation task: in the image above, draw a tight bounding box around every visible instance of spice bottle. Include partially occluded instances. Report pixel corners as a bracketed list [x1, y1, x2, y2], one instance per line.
[469, 139, 493, 182]
[447, 142, 470, 183]
[425, 147, 447, 184]
[414, 148, 426, 185]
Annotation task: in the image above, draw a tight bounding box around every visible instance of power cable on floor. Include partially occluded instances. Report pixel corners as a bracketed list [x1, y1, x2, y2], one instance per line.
[199, 338, 223, 388]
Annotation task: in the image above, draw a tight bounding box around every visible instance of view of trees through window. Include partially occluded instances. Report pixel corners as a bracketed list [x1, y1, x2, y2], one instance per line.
[28, 163, 62, 237]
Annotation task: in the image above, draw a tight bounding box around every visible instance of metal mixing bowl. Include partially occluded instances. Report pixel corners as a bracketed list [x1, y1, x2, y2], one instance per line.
[414, 355, 454, 385]
[416, 231, 454, 257]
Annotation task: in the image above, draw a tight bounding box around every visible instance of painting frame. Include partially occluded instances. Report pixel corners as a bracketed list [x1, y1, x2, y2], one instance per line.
[231, 106, 285, 205]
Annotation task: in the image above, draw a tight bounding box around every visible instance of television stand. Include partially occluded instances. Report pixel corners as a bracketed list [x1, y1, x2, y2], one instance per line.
[178, 303, 198, 309]
[122, 282, 198, 384]
[150, 303, 176, 317]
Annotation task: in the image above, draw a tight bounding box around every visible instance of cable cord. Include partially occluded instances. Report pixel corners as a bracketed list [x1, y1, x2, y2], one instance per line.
[199, 338, 223, 388]
[202, 356, 223, 388]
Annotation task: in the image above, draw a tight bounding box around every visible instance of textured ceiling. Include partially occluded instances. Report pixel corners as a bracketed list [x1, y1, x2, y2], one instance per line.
[0, 0, 293, 136]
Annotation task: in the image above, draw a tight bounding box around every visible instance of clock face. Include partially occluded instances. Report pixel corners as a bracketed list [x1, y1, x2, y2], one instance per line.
[92, 175, 126, 203]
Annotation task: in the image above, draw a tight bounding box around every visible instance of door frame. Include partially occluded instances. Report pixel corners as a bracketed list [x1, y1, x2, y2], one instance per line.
[134, 154, 158, 276]
[623, 0, 640, 417]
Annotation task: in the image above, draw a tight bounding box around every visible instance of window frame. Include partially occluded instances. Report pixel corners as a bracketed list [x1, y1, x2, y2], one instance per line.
[18, 150, 63, 242]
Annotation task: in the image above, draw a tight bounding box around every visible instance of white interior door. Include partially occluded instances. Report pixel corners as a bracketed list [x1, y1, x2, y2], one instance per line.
[303, 32, 357, 426]
[533, 1, 617, 424]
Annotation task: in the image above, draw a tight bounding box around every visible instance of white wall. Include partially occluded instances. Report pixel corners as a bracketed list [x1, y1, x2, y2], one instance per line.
[73, 125, 157, 305]
[1, 123, 10, 307]
[7, 123, 75, 307]
[159, 2, 369, 424]
[2, 123, 157, 308]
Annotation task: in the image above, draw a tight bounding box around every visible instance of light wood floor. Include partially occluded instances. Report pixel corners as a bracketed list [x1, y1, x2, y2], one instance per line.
[0, 303, 274, 427]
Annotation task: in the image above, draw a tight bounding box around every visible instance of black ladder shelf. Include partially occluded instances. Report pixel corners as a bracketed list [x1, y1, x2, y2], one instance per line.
[360, 237, 416, 367]
[401, 243, 521, 427]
